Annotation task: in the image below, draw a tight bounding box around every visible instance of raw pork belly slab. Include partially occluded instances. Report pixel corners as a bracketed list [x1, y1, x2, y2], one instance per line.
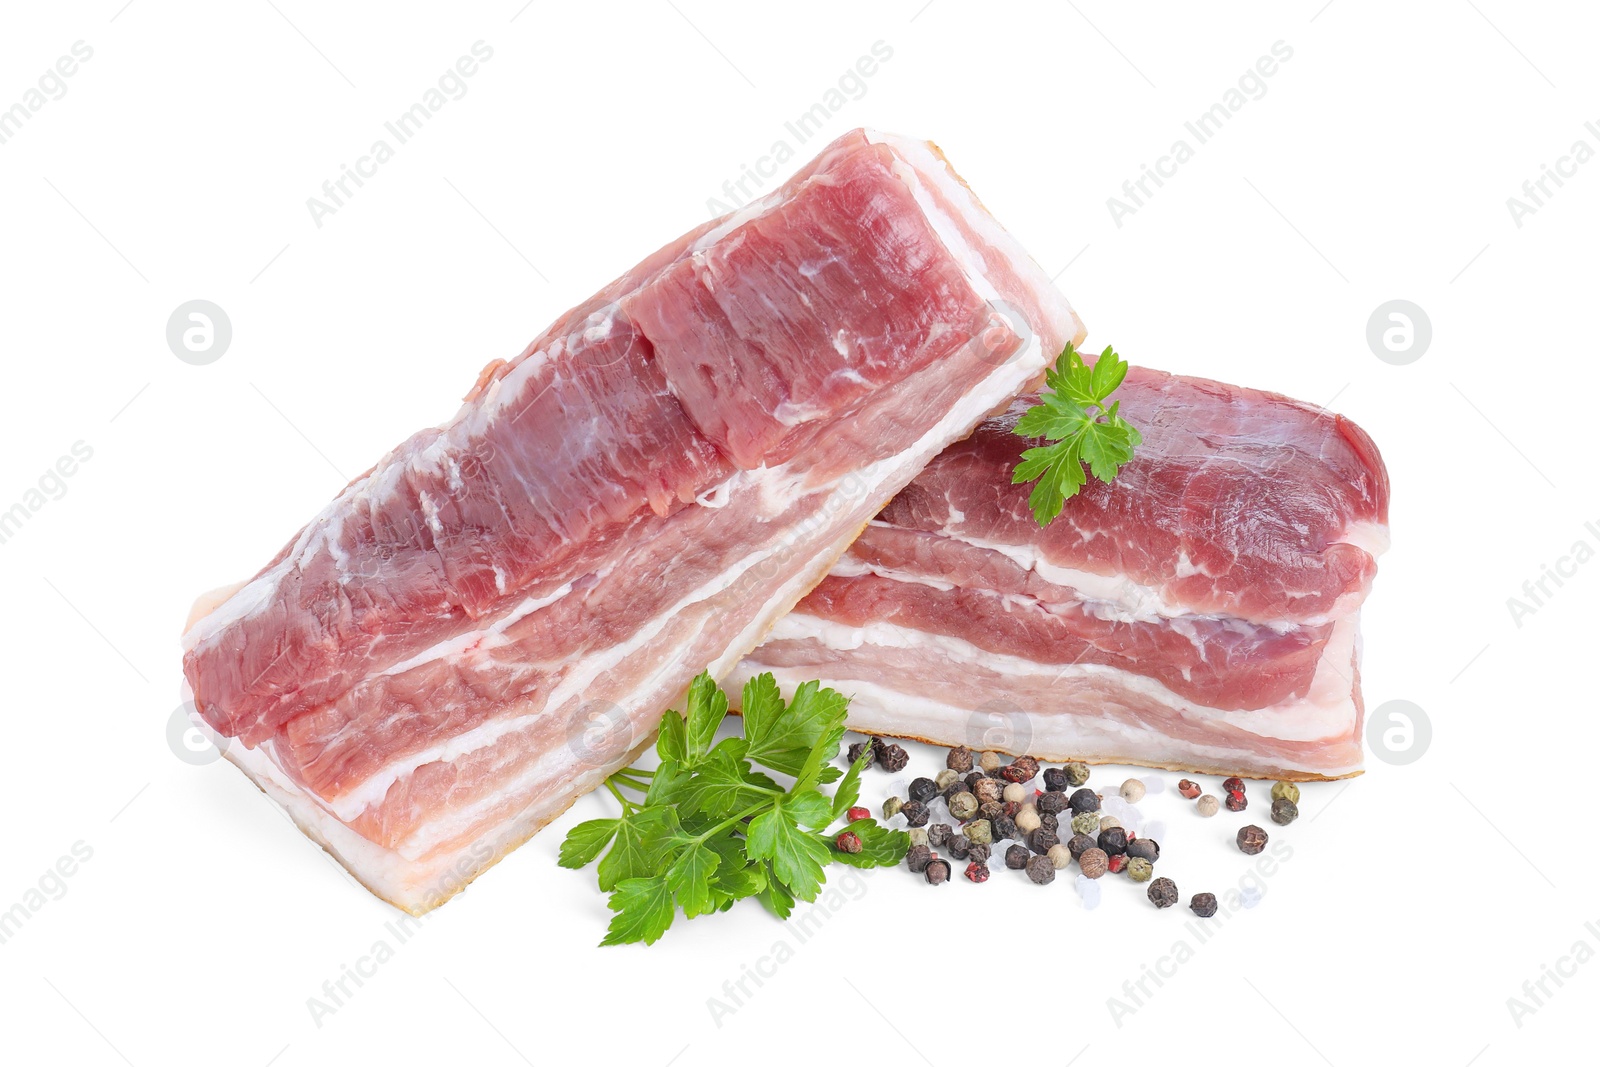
[734, 366, 1390, 780]
[181, 129, 1084, 913]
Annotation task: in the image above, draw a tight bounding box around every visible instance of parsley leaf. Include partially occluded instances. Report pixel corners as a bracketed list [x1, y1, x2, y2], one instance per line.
[1012, 343, 1142, 525]
[561, 671, 907, 945]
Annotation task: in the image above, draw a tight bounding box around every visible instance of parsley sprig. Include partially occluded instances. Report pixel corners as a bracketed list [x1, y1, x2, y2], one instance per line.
[1011, 343, 1142, 525]
[559, 672, 907, 946]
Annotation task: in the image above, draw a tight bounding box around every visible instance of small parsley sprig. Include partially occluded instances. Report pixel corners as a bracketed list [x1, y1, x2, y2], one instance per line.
[1011, 343, 1142, 525]
[559, 672, 907, 946]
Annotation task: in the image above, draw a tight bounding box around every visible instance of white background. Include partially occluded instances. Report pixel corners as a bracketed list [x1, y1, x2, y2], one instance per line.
[1, 1, 1594, 1063]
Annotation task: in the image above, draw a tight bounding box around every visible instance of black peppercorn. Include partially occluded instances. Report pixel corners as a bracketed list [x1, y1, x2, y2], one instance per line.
[847, 741, 875, 767]
[1038, 811, 1059, 834]
[973, 778, 1004, 805]
[925, 858, 951, 885]
[1025, 854, 1056, 885]
[908, 777, 937, 803]
[1126, 837, 1160, 863]
[979, 799, 1006, 823]
[906, 845, 933, 872]
[964, 840, 991, 863]
[944, 779, 968, 804]
[1005, 844, 1030, 869]
[1147, 876, 1179, 909]
[947, 746, 974, 772]
[1036, 791, 1067, 816]
[1031, 828, 1060, 855]
[927, 823, 953, 848]
[1236, 825, 1269, 855]
[1043, 767, 1069, 792]
[963, 770, 985, 791]
[1002, 755, 1040, 783]
[1066, 832, 1096, 858]
[1189, 892, 1218, 918]
[1270, 797, 1299, 825]
[948, 834, 971, 860]
[878, 742, 909, 773]
[1097, 827, 1129, 856]
[901, 800, 930, 827]
[991, 815, 1018, 841]
[1068, 787, 1101, 814]
[964, 861, 991, 883]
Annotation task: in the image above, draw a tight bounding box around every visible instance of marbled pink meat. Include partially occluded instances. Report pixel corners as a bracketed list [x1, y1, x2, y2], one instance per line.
[181, 129, 1084, 912]
[735, 366, 1390, 780]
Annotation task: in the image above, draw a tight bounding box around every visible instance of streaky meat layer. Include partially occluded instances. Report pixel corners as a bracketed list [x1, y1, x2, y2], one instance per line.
[181, 128, 1084, 911]
[735, 365, 1390, 780]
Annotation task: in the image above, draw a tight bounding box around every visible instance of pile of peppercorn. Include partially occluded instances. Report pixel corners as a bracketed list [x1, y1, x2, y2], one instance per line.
[853, 736, 1309, 917]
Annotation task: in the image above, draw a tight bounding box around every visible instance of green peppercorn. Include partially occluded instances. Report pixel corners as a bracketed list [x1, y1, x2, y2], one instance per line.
[1271, 780, 1300, 804]
[965, 819, 993, 846]
[1005, 844, 1030, 869]
[1047, 843, 1073, 869]
[1064, 762, 1091, 787]
[1120, 778, 1146, 803]
[1066, 832, 1096, 858]
[908, 828, 929, 848]
[1078, 847, 1109, 878]
[1071, 811, 1101, 835]
[1126, 857, 1154, 882]
[1195, 794, 1220, 817]
[948, 791, 979, 820]
[1236, 825, 1269, 855]
[979, 750, 1004, 773]
[1190, 892, 1218, 918]
[947, 746, 974, 772]
[935, 769, 961, 791]
[883, 796, 903, 819]
[1068, 787, 1101, 815]
[1271, 797, 1299, 825]
[1025, 854, 1056, 885]
[1147, 877, 1179, 908]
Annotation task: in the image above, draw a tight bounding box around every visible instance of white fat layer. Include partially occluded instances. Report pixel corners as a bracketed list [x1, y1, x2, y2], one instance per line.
[757, 611, 1361, 745]
[1336, 520, 1391, 558]
[737, 672, 1362, 779]
[373, 580, 576, 681]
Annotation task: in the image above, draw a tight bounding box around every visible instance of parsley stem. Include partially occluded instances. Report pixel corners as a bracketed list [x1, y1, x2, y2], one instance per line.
[689, 799, 774, 846]
[603, 779, 637, 813]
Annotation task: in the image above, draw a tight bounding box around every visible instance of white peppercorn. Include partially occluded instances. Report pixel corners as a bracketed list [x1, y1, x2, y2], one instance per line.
[1002, 782, 1028, 805]
[1047, 843, 1073, 869]
[1196, 794, 1220, 817]
[979, 750, 1004, 773]
[1120, 778, 1146, 803]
